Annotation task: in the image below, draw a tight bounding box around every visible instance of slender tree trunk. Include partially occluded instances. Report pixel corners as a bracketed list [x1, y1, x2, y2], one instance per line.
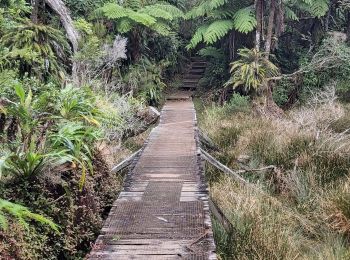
[347, 12, 350, 43]
[31, 0, 40, 24]
[44, 0, 80, 84]
[229, 30, 235, 61]
[255, 0, 263, 50]
[265, 0, 276, 57]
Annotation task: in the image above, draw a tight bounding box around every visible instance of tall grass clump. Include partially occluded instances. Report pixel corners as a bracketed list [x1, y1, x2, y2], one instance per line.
[199, 87, 350, 258]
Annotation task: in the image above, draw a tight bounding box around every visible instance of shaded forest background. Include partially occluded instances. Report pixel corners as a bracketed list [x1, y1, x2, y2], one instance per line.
[0, 0, 350, 259]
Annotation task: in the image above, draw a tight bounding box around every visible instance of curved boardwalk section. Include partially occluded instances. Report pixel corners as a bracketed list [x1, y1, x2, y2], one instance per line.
[88, 97, 216, 259]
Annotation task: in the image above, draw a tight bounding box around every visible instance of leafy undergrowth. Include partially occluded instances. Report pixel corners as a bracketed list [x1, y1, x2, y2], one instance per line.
[197, 90, 350, 259]
[0, 80, 149, 259]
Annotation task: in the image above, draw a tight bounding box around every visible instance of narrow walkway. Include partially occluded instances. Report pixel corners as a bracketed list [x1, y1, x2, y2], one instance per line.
[88, 95, 216, 259]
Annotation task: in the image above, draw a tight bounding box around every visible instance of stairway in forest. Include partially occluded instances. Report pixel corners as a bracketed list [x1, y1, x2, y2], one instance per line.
[181, 57, 207, 91]
[88, 63, 216, 259]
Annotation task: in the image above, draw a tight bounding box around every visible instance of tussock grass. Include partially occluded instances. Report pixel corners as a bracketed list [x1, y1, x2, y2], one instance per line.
[197, 90, 350, 259]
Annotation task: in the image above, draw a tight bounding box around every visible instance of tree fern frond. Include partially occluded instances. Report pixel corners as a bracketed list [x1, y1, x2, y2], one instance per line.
[208, 0, 228, 10]
[98, 3, 127, 19]
[128, 11, 156, 27]
[285, 6, 299, 21]
[124, 0, 142, 10]
[152, 3, 185, 18]
[116, 18, 133, 33]
[309, 0, 329, 17]
[186, 0, 227, 19]
[140, 5, 174, 20]
[0, 199, 59, 232]
[208, 9, 234, 19]
[198, 46, 224, 59]
[186, 24, 209, 49]
[150, 21, 171, 36]
[203, 19, 234, 44]
[233, 6, 257, 34]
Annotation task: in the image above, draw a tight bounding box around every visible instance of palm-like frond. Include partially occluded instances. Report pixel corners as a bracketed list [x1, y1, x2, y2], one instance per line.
[203, 19, 235, 44]
[186, 24, 209, 49]
[198, 47, 224, 59]
[226, 48, 280, 91]
[233, 6, 257, 34]
[0, 199, 59, 232]
[186, 0, 228, 19]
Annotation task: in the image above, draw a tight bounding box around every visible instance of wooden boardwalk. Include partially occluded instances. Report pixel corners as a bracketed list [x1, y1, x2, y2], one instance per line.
[88, 94, 216, 259]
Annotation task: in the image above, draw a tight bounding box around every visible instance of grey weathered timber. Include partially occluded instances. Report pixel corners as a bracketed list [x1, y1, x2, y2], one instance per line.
[88, 94, 216, 259]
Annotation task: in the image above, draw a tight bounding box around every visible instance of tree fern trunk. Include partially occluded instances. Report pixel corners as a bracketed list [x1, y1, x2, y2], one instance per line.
[265, 0, 276, 57]
[44, 0, 80, 84]
[31, 0, 40, 24]
[347, 12, 350, 43]
[255, 0, 263, 50]
[229, 30, 235, 61]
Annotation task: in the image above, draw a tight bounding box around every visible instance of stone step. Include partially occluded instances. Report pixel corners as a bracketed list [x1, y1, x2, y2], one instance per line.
[184, 74, 202, 79]
[188, 68, 205, 75]
[183, 78, 199, 83]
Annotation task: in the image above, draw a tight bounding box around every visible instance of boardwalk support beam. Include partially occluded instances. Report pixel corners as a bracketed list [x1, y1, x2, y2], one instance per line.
[200, 148, 248, 184]
[111, 149, 142, 173]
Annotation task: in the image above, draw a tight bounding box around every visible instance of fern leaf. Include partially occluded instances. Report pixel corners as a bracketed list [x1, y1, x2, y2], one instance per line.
[124, 0, 142, 10]
[309, 0, 329, 17]
[198, 47, 224, 59]
[150, 22, 171, 36]
[98, 3, 127, 19]
[129, 11, 156, 27]
[285, 6, 299, 21]
[233, 7, 257, 34]
[186, 0, 227, 19]
[186, 24, 209, 49]
[140, 5, 174, 20]
[203, 20, 234, 44]
[116, 18, 133, 33]
[152, 3, 185, 18]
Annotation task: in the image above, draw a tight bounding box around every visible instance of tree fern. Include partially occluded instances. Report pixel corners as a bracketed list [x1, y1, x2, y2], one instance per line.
[0, 199, 59, 232]
[98, 3, 127, 19]
[203, 20, 235, 44]
[186, 0, 227, 19]
[150, 21, 171, 36]
[309, 0, 329, 17]
[285, 6, 299, 21]
[186, 24, 209, 49]
[198, 46, 224, 59]
[233, 6, 257, 34]
[140, 5, 174, 20]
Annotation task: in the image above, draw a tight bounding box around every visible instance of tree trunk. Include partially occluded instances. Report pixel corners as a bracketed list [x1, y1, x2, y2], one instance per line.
[265, 0, 276, 57]
[130, 29, 141, 61]
[255, 0, 263, 50]
[229, 30, 235, 61]
[347, 12, 350, 43]
[44, 0, 80, 83]
[31, 0, 40, 24]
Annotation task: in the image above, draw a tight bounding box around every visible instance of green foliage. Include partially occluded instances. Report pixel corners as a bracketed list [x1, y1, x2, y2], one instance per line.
[233, 6, 257, 33]
[225, 48, 280, 92]
[98, 1, 184, 36]
[226, 93, 251, 113]
[186, 1, 257, 49]
[49, 122, 99, 190]
[203, 20, 235, 44]
[56, 85, 100, 125]
[198, 47, 224, 59]
[0, 199, 58, 232]
[124, 58, 167, 105]
[2, 150, 67, 179]
[1, 20, 70, 80]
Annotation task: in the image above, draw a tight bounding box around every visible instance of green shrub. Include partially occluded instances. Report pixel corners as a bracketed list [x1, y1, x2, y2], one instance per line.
[226, 93, 250, 113]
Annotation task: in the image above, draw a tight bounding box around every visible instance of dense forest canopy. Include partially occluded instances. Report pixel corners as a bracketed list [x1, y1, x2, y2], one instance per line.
[0, 0, 350, 258]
